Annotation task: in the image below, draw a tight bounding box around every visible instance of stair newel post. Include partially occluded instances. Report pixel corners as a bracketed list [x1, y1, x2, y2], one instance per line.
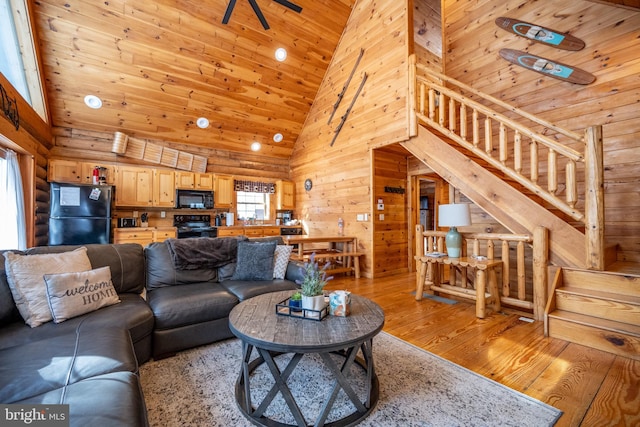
[585, 125, 605, 270]
[415, 224, 425, 297]
[532, 226, 549, 321]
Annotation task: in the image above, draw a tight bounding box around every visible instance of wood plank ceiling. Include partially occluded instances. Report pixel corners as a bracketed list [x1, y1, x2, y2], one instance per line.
[32, 0, 355, 160]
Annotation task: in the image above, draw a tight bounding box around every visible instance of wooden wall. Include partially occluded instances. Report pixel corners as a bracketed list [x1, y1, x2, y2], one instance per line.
[441, 0, 640, 263]
[290, 0, 412, 278]
[50, 127, 291, 179]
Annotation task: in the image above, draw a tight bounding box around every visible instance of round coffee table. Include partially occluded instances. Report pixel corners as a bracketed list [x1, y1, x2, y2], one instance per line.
[229, 290, 385, 427]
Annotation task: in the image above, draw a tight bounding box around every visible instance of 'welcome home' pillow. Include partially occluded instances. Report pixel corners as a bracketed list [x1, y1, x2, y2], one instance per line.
[4, 248, 93, 327]
[44, 266, 120, 323]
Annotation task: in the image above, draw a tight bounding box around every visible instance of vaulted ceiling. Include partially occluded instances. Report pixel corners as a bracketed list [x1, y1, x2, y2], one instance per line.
[32, 0, 355, 160]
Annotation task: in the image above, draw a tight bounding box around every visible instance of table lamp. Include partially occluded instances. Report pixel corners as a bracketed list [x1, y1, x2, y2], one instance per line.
[438, 203, 471, 258]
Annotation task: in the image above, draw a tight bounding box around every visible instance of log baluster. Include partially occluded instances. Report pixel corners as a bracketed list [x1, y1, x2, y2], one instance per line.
[548, 149, 558, 195]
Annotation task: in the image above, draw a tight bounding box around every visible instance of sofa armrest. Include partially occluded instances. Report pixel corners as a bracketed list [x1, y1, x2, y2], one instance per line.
[284, 260, 305, 284]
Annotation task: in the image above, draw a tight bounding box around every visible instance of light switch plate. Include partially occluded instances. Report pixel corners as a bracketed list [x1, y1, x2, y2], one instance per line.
[357, 214, 364, 221]
[379, 213, 384, 220]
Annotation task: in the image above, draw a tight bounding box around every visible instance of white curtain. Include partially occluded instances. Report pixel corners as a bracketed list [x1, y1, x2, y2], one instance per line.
[0, 149, 27, 250]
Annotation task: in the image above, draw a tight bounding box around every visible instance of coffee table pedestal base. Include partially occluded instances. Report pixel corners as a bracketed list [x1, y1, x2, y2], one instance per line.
[235, 339, 378, 427]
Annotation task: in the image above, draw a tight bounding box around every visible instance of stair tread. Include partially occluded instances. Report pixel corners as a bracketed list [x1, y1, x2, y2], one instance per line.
[558, 286, 640, 305]
[549, 309, 640, 336]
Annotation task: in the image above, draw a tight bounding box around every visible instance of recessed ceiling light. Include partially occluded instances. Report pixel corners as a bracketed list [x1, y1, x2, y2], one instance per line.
[275, 48, 287, 62]
[196, 117, 209, 129]
[84, 95, 102, 109]
[250, 142, 261, 151]
[273, 133, 283, 143]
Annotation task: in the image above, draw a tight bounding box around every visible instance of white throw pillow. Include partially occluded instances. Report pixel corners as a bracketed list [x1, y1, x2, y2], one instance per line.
[273, 245, 293, 279]
[44, 266, 120, 323]
[4, 247, 93, 327]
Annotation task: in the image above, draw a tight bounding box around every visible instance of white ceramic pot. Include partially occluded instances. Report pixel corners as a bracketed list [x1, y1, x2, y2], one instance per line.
[301, 295, 326, 311]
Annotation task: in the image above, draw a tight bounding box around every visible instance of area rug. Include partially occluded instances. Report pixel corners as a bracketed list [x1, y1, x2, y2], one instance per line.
[139, 332, 561, 426]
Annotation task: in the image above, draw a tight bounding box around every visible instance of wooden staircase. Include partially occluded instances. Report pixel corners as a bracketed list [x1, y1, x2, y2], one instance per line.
[407, 58, 640, 359]
[545, 268, 640, 360]
[402, 126, 585, 268]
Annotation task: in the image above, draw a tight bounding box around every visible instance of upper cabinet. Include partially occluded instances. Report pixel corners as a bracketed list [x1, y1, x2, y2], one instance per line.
[115, 166, 153, 207]
[153, 169, 175, 207]
[175, 171, 195, 189]
[276, 180, 295, 210]
[194, 173, 214, 190]
[215, 174, 234, 208]
[175, 171, 214, 190]
[48, 159, 115, 185]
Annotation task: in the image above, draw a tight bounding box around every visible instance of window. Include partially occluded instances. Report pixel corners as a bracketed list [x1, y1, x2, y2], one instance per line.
[236, 191, 270, 221]
[0, 148, 27, 249]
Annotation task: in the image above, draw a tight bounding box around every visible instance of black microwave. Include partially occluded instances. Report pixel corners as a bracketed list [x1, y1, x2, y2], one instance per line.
[176, 189, 214, 209]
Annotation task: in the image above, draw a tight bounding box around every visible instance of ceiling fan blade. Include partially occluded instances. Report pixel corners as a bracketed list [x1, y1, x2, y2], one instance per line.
[221, 0, 237, 24]
[248, 0, 270, 30]
[273, 0, 303, 13]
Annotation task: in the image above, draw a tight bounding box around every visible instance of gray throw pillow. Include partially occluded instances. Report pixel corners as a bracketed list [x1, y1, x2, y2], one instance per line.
[231, 240, 277, 281]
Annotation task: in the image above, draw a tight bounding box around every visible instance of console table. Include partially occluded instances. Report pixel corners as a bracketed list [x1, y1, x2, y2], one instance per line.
[229, 291, 385, 427]
[416, 255, 502, 318]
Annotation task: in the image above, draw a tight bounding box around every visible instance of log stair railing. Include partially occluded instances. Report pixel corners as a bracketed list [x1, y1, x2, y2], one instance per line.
[408, 55, 605, 270]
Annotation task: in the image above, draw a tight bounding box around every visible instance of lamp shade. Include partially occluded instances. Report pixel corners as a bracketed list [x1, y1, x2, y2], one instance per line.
[438, 203, 471, 227]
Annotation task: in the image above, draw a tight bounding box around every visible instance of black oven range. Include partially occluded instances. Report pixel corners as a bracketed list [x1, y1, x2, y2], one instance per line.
[174, 214, 218, 239]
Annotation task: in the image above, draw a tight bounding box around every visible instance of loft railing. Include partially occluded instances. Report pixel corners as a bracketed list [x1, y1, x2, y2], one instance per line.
[408, 55, 604, 269]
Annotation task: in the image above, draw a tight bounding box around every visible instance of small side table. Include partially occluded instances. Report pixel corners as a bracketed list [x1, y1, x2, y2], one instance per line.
[416, 256, 502, 318]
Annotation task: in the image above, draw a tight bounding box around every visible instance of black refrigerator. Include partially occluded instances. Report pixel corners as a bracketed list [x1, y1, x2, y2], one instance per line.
[49, 182, 112, 245]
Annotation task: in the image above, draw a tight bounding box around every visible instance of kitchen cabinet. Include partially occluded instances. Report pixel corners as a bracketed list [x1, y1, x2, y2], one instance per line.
[217, 227, 244, 237]
[219, 226, 281, 238]
[115, 166, 153, 207]
[113, 229, 154, 245]
[49, 159, 82, 183]
[81, 163, 116, 185]
[176, 172, 214, 190]
[153, 169, 175, 207]
[261, 226, 281, 236]
[215, 174, 234, 208]
[113, 227, 176, 245]
[175, 172, 195, 189]
[276, 180, 295, 210]
[48, 159, 115, 185]
[152, 228, 176, 242]
[195, 173, 214, 190]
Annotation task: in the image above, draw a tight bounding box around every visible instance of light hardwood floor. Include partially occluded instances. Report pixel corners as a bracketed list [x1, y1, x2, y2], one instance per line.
[324, 272, 640, 427]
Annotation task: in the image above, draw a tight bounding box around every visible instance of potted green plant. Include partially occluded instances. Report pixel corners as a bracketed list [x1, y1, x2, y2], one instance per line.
[289, 291, 302, 312]
[297, 253, 333, 311]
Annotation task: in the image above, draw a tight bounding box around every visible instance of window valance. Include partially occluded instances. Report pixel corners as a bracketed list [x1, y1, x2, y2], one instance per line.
[234, 179, 276, 194]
